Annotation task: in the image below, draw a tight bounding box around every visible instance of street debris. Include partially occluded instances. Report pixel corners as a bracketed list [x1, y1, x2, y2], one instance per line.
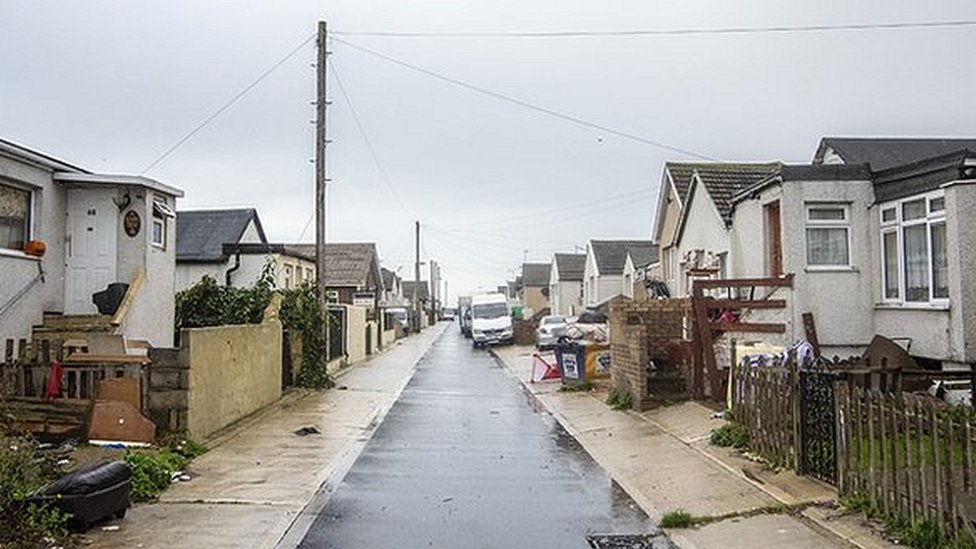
[294, 426, 322, 436]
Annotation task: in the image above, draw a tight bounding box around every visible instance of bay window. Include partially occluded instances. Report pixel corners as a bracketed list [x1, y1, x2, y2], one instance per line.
[879, 192, 948, 305]
[0, 182, 31, 252]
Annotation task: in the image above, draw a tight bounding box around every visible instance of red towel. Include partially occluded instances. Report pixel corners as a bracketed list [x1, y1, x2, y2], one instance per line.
[44, 360, 62, 400]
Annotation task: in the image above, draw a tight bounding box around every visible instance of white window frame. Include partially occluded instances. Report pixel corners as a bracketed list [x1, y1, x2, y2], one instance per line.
[151, 198, 173, 250]
[878, 190, 948, 307]
[804, 203, 852, 269]
[0, 180, 35, 255]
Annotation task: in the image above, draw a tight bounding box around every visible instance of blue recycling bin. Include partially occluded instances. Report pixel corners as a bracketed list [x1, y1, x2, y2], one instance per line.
[555, 340, 587, 386]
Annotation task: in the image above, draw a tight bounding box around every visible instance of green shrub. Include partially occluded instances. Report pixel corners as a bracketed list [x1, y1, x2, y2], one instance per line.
[606, 388, 634, 411]
[659, 510, 694, 528]
[709, 422, 749, 448]
[173, 438, 208, 460]
[126, 449, 189, 501]
[175, 266, 334, 390]
[0, 434, 71, 548]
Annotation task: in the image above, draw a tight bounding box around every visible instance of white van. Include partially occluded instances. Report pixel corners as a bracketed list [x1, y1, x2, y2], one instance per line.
[470, 293, 513, 348]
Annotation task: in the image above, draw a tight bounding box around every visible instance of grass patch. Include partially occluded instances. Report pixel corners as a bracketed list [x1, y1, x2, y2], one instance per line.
[710, 422, 749, 449]
[559, 381, 593, 392]
[659, 502, 807, 530]
[605, 388, 633, 411]
[125, 447, 191, 501]
[841, 492, 976, 549]
[659, 510, 693, 528]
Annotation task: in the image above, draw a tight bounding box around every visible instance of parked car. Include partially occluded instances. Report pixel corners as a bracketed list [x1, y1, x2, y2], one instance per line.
[535, 315, 568, 350]
[388, 307, 410, 332]
[441, 307, 456, 321]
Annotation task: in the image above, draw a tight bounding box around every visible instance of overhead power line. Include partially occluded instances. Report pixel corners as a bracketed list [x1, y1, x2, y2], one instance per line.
[332, 37, 714, 160]
[333, 19, 976, 38]
[141, 33, 316, 175]
[328, 54, 413, 220]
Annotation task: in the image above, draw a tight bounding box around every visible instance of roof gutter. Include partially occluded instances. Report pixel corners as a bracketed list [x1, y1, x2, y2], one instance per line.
[225, 251, 241, 287]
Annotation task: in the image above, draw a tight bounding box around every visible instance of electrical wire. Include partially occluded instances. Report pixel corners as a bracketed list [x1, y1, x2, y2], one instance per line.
[333, 19, 976, 38]
[328, 54, 414, 221]
[438, 187, 654, 229]
[331, 37, 714, 160]
[141, 33, 316, 174]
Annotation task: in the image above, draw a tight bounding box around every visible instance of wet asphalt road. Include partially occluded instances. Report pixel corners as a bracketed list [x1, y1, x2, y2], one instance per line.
[298, 327, 661, 549]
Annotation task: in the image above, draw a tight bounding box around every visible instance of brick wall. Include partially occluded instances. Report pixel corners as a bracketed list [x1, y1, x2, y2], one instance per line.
[608, 296, 691, 410]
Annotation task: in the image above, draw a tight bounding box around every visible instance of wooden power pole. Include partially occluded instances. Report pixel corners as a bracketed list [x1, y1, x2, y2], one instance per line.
[414, 220, 421, 332]
[315, 21, 330, 355]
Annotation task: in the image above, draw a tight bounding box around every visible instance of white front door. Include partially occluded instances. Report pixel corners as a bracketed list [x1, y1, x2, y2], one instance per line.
[65, 189, 117, 314]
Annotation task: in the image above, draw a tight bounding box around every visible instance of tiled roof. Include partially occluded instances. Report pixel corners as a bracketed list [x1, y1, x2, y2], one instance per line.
[664, 163, 697, 204]
[553, 253, 586, 281]
[176, 209, 267, 263]
[815, 137, 976, 172]
[287, 243, 380, 288]
[401, 281, 430, 301]
[381, 267, 398, 291]
[590, 240, 655, 276]
[689, 163, 782, 226]
[521, 263, 551, 287]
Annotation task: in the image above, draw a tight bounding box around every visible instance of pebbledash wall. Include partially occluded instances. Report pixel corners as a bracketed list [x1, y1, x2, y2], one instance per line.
[608, 297, 690, 411]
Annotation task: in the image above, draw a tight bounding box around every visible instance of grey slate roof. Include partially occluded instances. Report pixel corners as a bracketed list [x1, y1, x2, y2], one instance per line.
[401, 281, 430, 302]
[553, 253, 586, 282]
[590, 240, 655, 276]
[176, 209, 267, 263]
[815, 137, 976, 172]
[521, 263, 551, 287]
[627, 244, 659, 269]
[287, 243, 380, 288]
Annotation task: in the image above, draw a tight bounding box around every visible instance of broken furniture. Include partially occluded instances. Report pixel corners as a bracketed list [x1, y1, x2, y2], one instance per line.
[29, 460, 132, 532]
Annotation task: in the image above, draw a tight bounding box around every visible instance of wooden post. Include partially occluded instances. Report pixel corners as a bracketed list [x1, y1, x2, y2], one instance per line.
[314, 20, 330, 358]
[889, 394, 900, 517]
[964, 408, 973, 495]
[944, 415, 956, 536]
[868, 391, 878, 506]
[905, 398, 916, 522]
[879, 395, 890, 516]
[932, 406, 944, 530]
[918, 401, 930, 520]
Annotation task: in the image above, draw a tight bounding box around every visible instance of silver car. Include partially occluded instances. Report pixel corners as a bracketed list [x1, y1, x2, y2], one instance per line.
[535, 315, 568, 350]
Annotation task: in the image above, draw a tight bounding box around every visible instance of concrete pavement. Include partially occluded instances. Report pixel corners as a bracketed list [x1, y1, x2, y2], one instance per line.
[84, 323, 447, 549]
[492, 345, 899, 549]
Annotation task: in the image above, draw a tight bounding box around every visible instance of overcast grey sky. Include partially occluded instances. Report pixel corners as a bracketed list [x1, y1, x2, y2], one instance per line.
[3, 1, 976, 301]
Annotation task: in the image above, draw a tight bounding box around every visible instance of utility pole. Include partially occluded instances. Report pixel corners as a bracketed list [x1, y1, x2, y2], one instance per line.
[414, 220, 421, 332]
[315, 20, 330, 355]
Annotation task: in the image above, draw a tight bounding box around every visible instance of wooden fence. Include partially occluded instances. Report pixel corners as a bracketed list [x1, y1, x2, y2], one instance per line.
[837, 385, 976, 538]
[730, 357, 798, 470]
[2, 338, 143, 402]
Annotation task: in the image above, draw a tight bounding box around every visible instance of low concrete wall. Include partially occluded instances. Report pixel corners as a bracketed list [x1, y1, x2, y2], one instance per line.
[345, 306, 368, 364]
[184, 321, 282, 439]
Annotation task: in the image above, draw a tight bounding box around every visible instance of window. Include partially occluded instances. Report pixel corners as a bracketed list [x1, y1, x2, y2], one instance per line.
[880, 192, 948, 305]
[151, 198, 174, 249]
[0, 183, 31, 251]
[805, 204, 850, 267]
[284, 265, 293, 289]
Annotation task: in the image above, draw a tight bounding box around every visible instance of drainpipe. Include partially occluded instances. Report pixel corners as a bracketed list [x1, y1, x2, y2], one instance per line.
[225, 252, 241, 287]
